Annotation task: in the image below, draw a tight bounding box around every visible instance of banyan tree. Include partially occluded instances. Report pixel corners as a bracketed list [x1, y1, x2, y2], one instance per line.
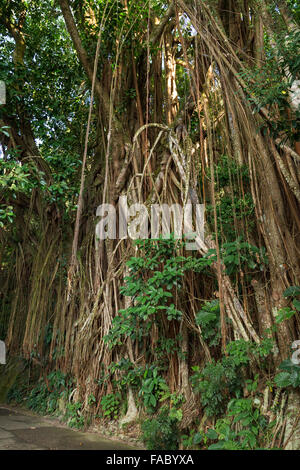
[0, 0, 300, 450]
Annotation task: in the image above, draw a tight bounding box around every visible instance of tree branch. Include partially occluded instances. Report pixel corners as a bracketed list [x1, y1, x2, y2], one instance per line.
[58, 0, 110, 116]
[150, 2, 176, 45]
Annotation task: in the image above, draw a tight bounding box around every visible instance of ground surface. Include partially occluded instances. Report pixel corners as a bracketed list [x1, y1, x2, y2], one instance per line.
[0, 405, 138, 450]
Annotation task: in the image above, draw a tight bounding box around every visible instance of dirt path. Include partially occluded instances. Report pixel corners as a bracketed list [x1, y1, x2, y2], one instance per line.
[0, 406, 139, 450]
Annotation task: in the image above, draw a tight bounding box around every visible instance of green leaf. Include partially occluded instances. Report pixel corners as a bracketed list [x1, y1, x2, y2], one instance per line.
[208, 441, 225, 450]
[275, 307, 296, 324]
[283, 286, 300, 298]
[149, 394, 157, 408]
[193, 432, 203, 445]
[274, 372, 292, 388]
[279, 359, 299, 371]
[206, 428, 218, 440]
[293, 299, 300, 311]
[290, 370, 300, 388]
[196, 310, 217, 324]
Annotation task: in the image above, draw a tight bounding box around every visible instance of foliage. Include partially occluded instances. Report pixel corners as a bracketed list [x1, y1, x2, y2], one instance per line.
[104, 236, 214, 348]
[181, 429, 204, 450]
[191, 359, 242, 417]
[275, 285, 300, 324]
[274, 360, 300, 388]
[0, 204, 15, 228]
[159, 390, 184, 422]
[138, 366, 168, 413]
[0, 160, 37, 207]
[64, 401, 85, 429]
[0, 0, 82, 212]
[205, 238, 268, 276]
[26, 370, 72, 415]
[108, 360, 170, 414]
[141, 407, 180, 450]
[191, 338, 273, 417]
[100, 393, 121, 420]
[104, 237, 184, 347]
[284, 285, 300, 312]
[154, 335, 182, 362]
[7, 369, 85, 428]
[207, 397, 275, 450]
[284, 286, 300, 298]
[195, 300, 221, 347]
[108, 358, 144, 389]
[210, 155, 250, 188]
[206, 156, 255, 241]
[239, 28, 300, 142]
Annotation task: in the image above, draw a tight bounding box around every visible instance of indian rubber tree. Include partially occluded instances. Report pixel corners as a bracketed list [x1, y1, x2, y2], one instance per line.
[0, 0, 300, 449]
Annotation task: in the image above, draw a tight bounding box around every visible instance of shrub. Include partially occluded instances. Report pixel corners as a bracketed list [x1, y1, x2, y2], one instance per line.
[141, 407, 180, 450]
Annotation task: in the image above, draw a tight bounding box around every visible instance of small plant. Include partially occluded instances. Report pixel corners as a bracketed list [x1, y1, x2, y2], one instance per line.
[100, 392, 121, 420]
[191, 338, 273, 417]
[138, 366, 168, 413]
[108, 358, 144, 389]
[275, 286, 300, 324]
[274, 286, 300, 388]
[181, 430, 204, 450]
[154, 336, 182, 364]
[274, 359, 300, 388]
[26, 370, 72, 415]
[7, 382, 28, 405]
[64, 401, 85, 429]
[195, 300, 221, 347]
[104, 236, 214, 349]
[207, 398, 275, 450]
[0, 204, 15, 227]
[205, 238, 268, 276]
[191, 358, 242, 417]
[141, 407, 180, 450]
[88, 393, 96, 406]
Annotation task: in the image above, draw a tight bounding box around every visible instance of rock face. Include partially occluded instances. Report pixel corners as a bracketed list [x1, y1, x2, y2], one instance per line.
[0, 357, 25, 403]
[0, 341, 6, 365]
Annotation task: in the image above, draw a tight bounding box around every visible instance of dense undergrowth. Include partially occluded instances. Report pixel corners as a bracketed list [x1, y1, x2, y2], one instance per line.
[6, 338, 300, 450]
[5, 237, 300, 450]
